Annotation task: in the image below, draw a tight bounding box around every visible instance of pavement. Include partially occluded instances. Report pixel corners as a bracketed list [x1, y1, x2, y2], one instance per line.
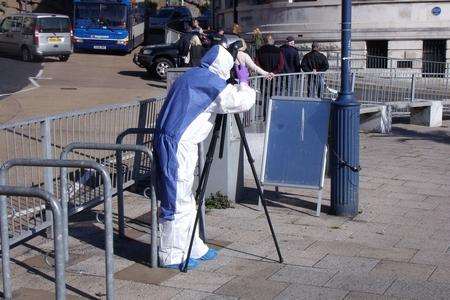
[0, 51, 166, 124]
[2, 119, 450, 299]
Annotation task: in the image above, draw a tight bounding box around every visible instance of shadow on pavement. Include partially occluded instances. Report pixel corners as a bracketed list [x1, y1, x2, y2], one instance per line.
[0, 56, 42, 96]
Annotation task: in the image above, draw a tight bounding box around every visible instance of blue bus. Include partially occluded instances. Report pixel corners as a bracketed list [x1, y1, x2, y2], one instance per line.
[73, 0, 146, 52]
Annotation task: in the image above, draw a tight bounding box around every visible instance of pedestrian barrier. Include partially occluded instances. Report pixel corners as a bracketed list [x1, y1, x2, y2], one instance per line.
[0, 185, 64, 300]
[115, 128, 157, 263]
[0, 97, 164, 247]
[0, 158, 115, 300]
[60, 142, 157, 268]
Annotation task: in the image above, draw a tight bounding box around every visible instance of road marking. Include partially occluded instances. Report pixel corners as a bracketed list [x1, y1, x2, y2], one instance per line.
[0, 69, 51, 97]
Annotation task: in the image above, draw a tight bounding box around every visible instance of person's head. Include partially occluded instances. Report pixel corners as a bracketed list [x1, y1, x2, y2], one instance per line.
[253, 27, 261, 35]
[312, 41, 320, 51]
[265, 34, 274, 45]
[200, 45, 234, 80]
[192, 19, 199, 28]
[238, 38, 247, 52]
[217, 28, 224, 35]
[286, 36, 295, 47]
[184, 23, 192, 33]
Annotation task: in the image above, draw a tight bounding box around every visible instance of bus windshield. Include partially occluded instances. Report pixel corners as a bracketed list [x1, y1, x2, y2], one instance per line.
[75, 3, 127, 28]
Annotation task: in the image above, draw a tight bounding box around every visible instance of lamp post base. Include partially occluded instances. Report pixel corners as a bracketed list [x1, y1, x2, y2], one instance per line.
[330, 92, 360, 217]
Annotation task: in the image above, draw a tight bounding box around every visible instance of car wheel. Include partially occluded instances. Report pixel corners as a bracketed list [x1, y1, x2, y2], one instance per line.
[59, 55, 70, 62]
[21, 47, 33, 62]
[154, 58, 174, 80]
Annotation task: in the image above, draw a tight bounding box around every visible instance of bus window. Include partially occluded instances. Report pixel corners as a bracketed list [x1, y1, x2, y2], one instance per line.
[75, 3, 127, 28]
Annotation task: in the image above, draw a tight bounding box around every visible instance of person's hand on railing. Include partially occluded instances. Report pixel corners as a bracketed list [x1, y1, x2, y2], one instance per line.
[265, 72, 275, 80]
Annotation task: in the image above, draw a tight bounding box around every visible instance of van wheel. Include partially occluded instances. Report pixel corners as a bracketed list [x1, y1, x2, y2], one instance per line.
[59, 55, 70, 62]
[21, 47, 33, 62]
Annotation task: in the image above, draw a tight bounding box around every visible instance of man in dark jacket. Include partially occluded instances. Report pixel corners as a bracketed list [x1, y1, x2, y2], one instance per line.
[255, 35, 284, 118]
[176, 25, 193, 67]
[256, 35, 284, 74]
[280, 36, 301, 74]
[301, 42, 329, 97]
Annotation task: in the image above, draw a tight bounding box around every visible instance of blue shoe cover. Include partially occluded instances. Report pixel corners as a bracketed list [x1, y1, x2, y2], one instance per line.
[199, 248, 218, 261]
[163, 258, 199, 270]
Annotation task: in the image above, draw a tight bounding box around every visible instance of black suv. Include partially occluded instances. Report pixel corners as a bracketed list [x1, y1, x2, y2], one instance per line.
[134, 34, 240, 80]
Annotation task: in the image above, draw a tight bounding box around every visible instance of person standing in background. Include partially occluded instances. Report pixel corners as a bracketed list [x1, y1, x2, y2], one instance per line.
[300, 41, 329, 97]
[255, 35, 284, 74]
[280, 36, 301, 74]
[252, 27, 263, 50]
[235, 39, 274, 79]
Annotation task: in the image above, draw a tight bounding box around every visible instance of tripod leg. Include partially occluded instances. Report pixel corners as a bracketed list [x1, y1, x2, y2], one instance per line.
[234, 113, 284, 263]
[182, 114, 223, 272]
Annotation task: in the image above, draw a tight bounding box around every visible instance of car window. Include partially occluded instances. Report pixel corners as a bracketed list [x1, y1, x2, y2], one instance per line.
[172, 11, 182, 19]
[11, 16, 23, 32]
[22, 17, 35, 35]
[0, 17, 12, 33]
[37, 17, 70, 33]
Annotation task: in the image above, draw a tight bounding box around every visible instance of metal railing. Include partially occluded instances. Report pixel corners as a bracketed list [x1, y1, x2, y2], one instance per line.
[0, 97, 164, 247]
[0, 158, 115, 300]
[0, 185, 64, 300]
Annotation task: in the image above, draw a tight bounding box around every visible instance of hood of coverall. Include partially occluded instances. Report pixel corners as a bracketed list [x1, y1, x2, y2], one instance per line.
[200, 45, 234, 80]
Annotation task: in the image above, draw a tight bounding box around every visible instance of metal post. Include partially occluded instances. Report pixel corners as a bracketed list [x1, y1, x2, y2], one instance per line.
[410, 74, 416, 102]
[40, 118, 54, 238]
[0, 171, 12, 299]
[330, 0, 360, 216]
[1, 159, 115, 300]
[61, 142, 156, 269]
[0, 186, 65, 300]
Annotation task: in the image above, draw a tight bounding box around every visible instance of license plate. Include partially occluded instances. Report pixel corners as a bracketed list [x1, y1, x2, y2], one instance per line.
[93, 45, 106, 50]
[48, 37, 61, 43]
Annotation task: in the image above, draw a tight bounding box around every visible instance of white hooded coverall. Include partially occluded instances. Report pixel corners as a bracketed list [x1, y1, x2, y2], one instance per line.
[154, 45, 256, 266]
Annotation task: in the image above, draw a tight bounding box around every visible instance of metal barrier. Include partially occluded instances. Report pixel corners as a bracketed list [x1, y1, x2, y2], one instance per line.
[0, 158, 115, 300]
[0, 185, 64, 300]
[0, 97, 164, 247]
[60, 142, 157, 268]
[115, 128, 157, 259]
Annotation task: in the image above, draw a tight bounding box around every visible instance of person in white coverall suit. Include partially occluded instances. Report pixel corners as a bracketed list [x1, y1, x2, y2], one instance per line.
[154, 42, 256, 269]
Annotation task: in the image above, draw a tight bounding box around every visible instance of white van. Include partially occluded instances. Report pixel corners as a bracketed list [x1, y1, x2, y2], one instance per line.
[0, 13, 73, 62]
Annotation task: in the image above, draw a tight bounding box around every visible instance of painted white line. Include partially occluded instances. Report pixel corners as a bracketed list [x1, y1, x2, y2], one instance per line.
[0, 69, 50, 97]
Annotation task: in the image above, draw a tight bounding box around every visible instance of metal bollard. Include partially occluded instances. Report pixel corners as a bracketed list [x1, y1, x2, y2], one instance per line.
[0, 185, 65, 300]
[60, 142, 157, 269]
[0, 159, 115, 300]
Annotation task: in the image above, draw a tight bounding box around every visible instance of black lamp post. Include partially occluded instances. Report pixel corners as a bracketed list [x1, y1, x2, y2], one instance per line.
[329, 0, 361, 216]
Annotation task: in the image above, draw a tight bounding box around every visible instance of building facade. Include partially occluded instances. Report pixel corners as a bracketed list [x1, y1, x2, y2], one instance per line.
[214, 0, 450, 72]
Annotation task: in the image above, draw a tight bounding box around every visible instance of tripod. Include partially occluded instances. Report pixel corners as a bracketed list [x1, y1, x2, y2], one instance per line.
[182, 113, 283, 272]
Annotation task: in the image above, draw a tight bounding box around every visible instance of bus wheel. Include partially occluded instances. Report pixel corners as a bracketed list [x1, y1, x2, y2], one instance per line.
[154, 58, 173, 80]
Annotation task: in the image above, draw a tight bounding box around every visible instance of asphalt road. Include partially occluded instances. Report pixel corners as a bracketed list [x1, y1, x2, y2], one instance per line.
[0, 50, 166, 124]
[0, 56, 42, 96]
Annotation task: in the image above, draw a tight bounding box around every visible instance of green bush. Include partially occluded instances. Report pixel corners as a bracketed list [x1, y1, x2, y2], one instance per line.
[205, 192, 232, 210]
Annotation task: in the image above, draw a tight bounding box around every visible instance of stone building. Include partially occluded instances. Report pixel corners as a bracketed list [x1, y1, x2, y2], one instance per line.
[213, 0, 450, 73]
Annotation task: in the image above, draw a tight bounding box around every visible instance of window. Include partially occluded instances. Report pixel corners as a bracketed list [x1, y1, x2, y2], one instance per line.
[225, 0, 233, 8]
[22, 17, 35, 35]
[37, 18, 70, 33]
[366, 40, 388, 68]
[0, 17, 12, 32]
[397, 60, 412, 69]
[11, 16, 23, 32]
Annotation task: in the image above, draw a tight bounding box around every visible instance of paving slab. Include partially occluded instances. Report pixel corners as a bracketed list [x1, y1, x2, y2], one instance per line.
[114, 263, 178, 285]
[385, 279, 450, 299]
[161, 271, 234, 292]
[314, 255, 379, 274]
[344, 291, 399, 300]
[12, 287, 83, 300]
[269, 265, 337, 286]
[214, 276, 289, 300]
[171, 289, 238, 300]
[325, 273, 395, 295]
[369, 260, 436, 281]
[114, 280, 179, 300]
[214, 257, 283, 278]
[427, 266, 450, 284]
[273, 283, 348, 300]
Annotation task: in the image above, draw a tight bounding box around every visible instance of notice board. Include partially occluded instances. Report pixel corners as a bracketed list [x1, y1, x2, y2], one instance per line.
[261, 97, 331, 189]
